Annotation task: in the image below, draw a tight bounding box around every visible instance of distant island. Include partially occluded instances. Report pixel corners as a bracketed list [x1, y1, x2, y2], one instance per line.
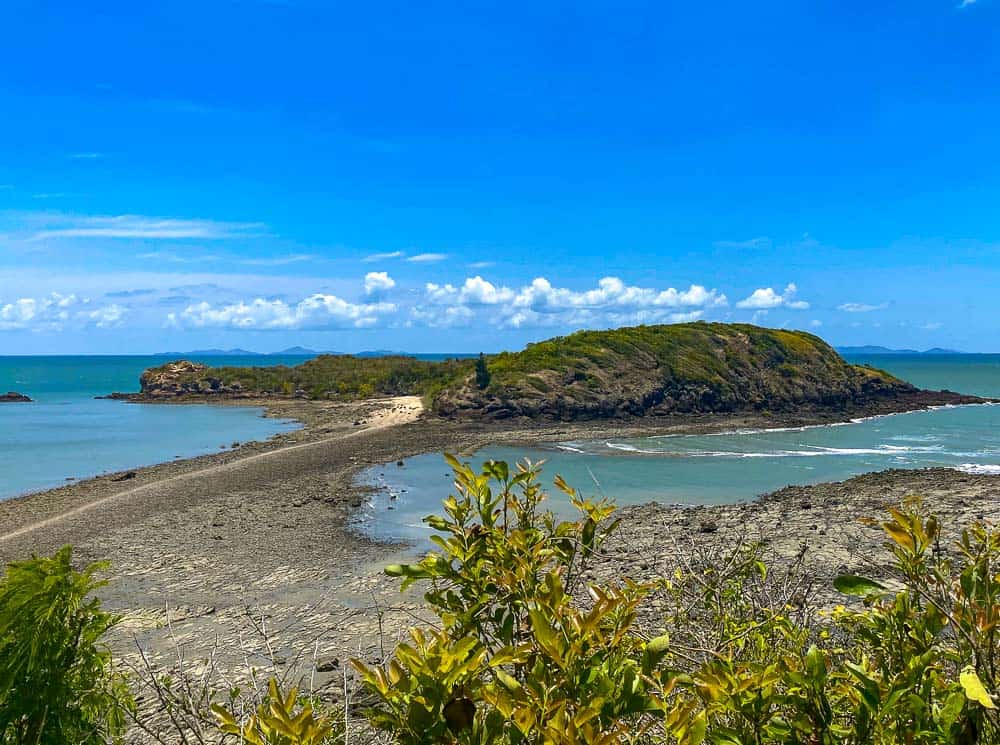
[154, 346, 327, 357]
[837, 345, 963, 355]
[153, 347, 476, 358]
[115, 323, 986, 421]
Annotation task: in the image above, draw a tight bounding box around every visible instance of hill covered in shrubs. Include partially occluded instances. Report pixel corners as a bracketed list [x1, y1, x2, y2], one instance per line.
[118, 323, 985, 420]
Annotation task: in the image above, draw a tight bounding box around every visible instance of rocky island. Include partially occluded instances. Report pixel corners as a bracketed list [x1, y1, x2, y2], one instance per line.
[107, 322, 987, 421]
[0, 391, 32, 402]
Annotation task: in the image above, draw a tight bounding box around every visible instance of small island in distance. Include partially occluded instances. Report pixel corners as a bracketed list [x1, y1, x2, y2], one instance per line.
[837, 345, 964, 355]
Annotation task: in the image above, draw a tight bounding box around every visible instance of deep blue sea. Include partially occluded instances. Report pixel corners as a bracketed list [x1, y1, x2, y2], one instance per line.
[358, 354, 1000, 543]
[0, 355, 308, 501]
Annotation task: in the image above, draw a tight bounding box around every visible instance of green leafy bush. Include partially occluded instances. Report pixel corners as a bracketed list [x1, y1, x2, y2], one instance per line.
[0, 546, 131, 744]
[354, 456, 658, 744]
[213, 678, 342, 745]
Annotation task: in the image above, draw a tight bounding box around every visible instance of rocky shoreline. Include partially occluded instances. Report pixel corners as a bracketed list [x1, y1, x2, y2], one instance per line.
[1, 396, 998, 735]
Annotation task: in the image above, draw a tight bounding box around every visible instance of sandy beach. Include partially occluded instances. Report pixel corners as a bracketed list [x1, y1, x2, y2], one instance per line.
[2, 396, 999, 728]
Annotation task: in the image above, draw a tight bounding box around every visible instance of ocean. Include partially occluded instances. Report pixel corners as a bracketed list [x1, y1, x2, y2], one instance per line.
[357, 354, 1000, 543]
[0, 354, 308, 501]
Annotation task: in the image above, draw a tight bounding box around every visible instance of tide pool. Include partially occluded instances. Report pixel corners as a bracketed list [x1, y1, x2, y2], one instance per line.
[356, 354, 1000, 544]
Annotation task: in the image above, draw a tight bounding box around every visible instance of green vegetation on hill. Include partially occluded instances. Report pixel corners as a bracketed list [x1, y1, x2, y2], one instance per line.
[433, 322, 912, 419]
[213, 354, 472, 399]
[139, 354, 473, 400]
[136, 323, 926, 419]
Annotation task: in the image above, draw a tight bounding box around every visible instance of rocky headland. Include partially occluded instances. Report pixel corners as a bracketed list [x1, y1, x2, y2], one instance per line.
[433, 323, 986, 420]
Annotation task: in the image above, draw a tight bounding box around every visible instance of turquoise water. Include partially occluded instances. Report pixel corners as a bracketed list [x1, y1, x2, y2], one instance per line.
[358, 354, 1000, 543]
[0, 355, 308, 501]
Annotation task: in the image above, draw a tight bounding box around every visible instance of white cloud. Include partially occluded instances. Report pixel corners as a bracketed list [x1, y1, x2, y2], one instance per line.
[169, 295, 396, 330]
[837, 302, 888, 313]
[30, 214, 265, 240]
[420, 275, 726, 328]
[408, 305, 476, 328]
[922, 322, 944, 330]
[406, 252, 448, 263]
[239, 254, 316, 266]
[85, 304, 126, 328]
[364, 271, 396, 295]
[960, 0, 977, 7]
[0, 293, 126, 331]
[363, 250, 404, 262]
[137, 251, 222, 263]
[69, 152, 104, 160]
[468, 261, 495, 269]
[736, 283, 809, 310]
[714, 236, 771, 250]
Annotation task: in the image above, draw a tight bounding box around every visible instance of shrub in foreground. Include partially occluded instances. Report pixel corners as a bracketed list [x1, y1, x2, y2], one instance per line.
[0, 546, 131, 744]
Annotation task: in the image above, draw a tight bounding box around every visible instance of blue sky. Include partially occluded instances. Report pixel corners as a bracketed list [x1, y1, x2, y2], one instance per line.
[2, 0, 998, 353]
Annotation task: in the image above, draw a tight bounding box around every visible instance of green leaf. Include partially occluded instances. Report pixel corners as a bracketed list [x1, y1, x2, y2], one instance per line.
[833, 574, 886, 597]
[960, 666, 996, 709]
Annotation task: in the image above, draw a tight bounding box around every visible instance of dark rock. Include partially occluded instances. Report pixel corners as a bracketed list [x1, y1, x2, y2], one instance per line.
[698, 520, 719, 534]
[112, 471, 137, 482]
[0, 391, 32, 402]
[316, 657, 341, 672]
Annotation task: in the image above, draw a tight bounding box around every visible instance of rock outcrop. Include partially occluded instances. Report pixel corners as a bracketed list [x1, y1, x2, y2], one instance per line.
[136, 360, 246, 398]
[0, 391, 32, 402]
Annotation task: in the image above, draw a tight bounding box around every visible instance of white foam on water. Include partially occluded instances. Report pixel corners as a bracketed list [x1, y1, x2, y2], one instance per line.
[954, 464, 1000, 475]
[651, 421, 854, 439]
[604, 442, 962, 459]
[643, 402, 995, 442]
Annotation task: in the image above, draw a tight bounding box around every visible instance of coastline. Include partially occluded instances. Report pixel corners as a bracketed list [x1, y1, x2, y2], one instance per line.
[6, 391, 984, 552]
[2, 395, 999, 717]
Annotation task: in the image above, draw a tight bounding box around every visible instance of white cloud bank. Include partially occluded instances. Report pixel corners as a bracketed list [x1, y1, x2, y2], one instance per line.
[3, 274, 821, 336]
[169, 295, 397, 330]
[420, 276, 727, 328]
[736, 283, 809, 310]
[0, 293, 126, 330]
